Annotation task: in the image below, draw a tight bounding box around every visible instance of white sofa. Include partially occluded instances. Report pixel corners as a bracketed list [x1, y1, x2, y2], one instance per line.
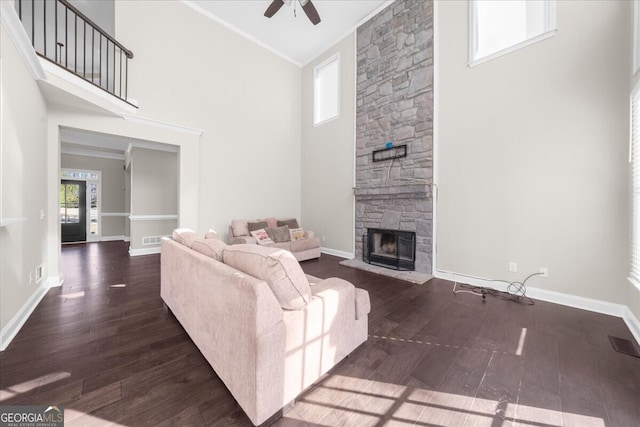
[160, 231, 370, 425]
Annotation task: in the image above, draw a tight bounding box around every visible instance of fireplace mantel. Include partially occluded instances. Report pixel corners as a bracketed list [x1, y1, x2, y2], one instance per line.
[353, 181, 432, 201]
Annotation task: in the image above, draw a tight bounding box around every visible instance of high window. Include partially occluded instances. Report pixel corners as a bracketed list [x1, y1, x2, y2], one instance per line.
[631, 85, 640, 289]
[635, 0, 640, 74]
[469, 0, 556, 66]
[314, 53, 340, 126]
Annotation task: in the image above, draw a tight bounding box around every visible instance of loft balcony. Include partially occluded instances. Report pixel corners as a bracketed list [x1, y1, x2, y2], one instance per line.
[13, 0, 134, 106]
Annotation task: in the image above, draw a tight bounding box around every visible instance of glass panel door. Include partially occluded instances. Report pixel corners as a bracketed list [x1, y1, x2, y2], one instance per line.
[60, 180, 87, 242]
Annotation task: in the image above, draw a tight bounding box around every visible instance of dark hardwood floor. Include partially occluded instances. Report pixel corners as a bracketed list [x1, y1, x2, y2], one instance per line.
[1, 241, 639, 426]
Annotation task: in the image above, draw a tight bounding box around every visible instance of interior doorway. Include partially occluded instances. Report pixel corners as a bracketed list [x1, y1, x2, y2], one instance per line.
[60, 180, 87, 242]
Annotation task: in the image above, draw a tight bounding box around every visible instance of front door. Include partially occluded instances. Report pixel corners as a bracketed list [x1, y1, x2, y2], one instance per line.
[60, 180, 87, 243]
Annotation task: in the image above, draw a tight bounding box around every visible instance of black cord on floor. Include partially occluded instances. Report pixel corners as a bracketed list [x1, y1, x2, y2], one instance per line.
[452, 272, 542, 305]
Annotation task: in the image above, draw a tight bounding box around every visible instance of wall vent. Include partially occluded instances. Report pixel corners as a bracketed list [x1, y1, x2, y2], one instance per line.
[142, 235, 170, 246]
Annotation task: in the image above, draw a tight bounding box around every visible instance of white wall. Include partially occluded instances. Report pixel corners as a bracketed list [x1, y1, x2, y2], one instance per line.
[0, 23, 50, 337]
[115, 1, 302, 237]
[436, 1, 632, 304]
[301, 34, 356, 257]
[69, 0, 115, 37]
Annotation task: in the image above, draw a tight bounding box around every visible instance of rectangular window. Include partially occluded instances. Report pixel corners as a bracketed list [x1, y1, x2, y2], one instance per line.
[630, 84, 640, 289]
[634, 0, 640, 74]
[314, 53, 340, 126]
[469, 0, 556, 67]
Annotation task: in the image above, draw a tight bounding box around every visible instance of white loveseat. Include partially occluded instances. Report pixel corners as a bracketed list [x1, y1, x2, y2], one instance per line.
[160, 231, 370, 425]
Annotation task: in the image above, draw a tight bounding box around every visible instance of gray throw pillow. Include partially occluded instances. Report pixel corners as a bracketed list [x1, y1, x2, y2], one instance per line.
[277, 218, 299, 229]
[266, 226, 290, 243]
[247, 220, 269, 232]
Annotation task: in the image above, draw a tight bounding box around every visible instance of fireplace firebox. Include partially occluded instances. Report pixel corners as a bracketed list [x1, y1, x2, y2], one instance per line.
[364, 228, 416, 271]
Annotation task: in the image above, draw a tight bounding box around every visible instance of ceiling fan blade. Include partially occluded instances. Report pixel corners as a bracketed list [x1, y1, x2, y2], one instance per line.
[264, 0, 285, 18]
[300, 0, 321, 25]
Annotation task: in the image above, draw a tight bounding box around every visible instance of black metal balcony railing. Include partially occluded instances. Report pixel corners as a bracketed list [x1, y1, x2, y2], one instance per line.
[16, 0, 134, 104]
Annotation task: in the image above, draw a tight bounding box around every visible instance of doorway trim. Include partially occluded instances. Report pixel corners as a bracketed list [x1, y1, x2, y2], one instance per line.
[61, 168, 102, 242]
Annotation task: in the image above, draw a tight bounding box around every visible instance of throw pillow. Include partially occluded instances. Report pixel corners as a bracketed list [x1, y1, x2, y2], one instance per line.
[248, 220, 269, 233]
[289, 227, 307, 241]
[231, 220, 249, 237]
[223, 244, 311, 310]
[265, 217, 278, 229]
[250, 228, 275, 245]
[277, 218, 299, 229]
[191, 238, 226, 261]
[172, 228, 199, 247]
[266, 225, 290, 243]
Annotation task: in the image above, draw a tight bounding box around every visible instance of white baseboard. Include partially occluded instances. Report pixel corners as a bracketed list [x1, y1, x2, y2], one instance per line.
[321, 247, 353, 259]
[435, 270, 637, 339]
[124, 236, 131, 242]
[623, 307, 640, 346]
[0, 275, 59, 351]
[129, 246, 161, 256]
[526, 286, 626, 317]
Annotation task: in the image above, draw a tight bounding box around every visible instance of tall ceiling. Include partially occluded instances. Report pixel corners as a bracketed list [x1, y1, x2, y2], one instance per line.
[183, 0, 393, 66]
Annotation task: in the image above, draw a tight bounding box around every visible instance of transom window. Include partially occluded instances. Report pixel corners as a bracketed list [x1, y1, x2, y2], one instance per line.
[61, 170, 99, 180]
[469, 0, 556, 67]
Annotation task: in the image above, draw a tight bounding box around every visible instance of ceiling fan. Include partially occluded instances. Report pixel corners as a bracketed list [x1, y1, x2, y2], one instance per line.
[264, 0, 321, 25]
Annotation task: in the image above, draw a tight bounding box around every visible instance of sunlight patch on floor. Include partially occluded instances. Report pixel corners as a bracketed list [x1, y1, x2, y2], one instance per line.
[65, 409, 128, 426]
[0, 372, 71, 402]
[287, 374, 605, 427]
[58, 291, 85, 299]
[515, 327, 527, 356]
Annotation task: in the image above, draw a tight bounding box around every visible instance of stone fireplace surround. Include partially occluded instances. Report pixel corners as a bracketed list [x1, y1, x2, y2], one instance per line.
[351, 0, 433, 278]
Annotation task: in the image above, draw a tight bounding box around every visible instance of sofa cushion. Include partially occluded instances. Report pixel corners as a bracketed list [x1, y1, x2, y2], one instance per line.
[231, 220, 249, 237]
[223, 244, 311, 310]
[248, 221, 269, 233]
[267, 226, 291, 243]
[289, 228, 307, 241]
[277, 218, 299, 229]
[172, 228, 199, 247]
[290, 236, 320, 252]
[191, 238, 226, 261]
[250, 229, 275, 246]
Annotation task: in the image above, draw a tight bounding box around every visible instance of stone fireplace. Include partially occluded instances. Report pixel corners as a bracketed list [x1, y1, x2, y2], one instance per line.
[354, 0, 433, 276]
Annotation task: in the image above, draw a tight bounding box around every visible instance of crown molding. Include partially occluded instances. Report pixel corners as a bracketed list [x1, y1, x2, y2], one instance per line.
[180, 0, 302, 67]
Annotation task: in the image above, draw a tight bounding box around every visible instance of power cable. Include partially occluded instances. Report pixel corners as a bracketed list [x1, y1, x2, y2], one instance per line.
[452, 272, 542, 305]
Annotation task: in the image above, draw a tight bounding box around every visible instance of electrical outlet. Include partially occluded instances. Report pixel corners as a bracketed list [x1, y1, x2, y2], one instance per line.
[322, 235, 327, 242]
[35, 265, 43, 283]
[509, 262, 518, 273]
[539, 267, 548, 278]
